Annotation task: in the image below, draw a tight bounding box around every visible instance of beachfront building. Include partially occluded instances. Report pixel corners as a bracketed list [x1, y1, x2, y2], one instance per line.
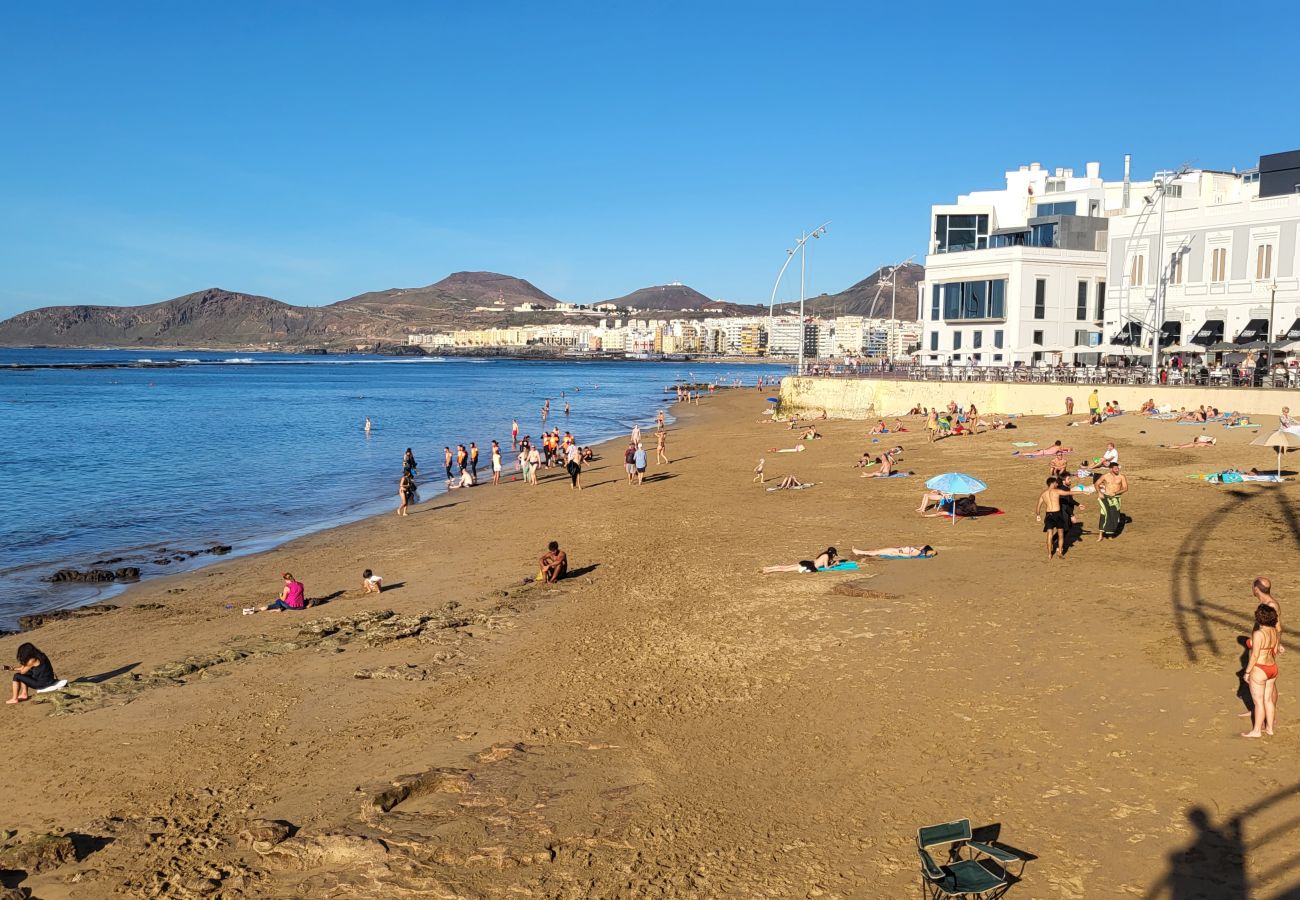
[920, 161, 1115, 366]
[767, 315, 817, 357]
[1104, 150, 1300, 360]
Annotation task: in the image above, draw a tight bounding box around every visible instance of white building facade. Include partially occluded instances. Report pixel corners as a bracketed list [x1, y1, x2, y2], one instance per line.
[920, 161, 1113, 366]
[1105, 151, 1300, 357]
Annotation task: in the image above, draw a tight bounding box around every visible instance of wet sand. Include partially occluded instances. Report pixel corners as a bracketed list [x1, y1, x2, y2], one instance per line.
[2, 390, 1298, 898]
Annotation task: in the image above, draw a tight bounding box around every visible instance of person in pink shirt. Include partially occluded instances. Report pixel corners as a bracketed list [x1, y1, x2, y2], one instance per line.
[261, 573, 305, 613]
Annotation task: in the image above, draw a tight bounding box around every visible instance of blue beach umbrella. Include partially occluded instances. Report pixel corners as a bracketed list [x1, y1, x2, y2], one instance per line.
[924, 472, 988, 524]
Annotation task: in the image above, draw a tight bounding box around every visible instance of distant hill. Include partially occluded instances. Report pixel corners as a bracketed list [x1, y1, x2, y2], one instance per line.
[603, 283, 754, 315]
[790, 263, 925, 320]
[0, 266, 925, 348]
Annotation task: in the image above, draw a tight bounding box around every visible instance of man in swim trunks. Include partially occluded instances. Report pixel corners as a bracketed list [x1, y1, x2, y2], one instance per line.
[1035, 476, 1074, 559]
[444, 446, 453, 482]
[1096, 462, 1128, 541]
[1088, 389, 1100, 416]
[539, 541, 567, 583]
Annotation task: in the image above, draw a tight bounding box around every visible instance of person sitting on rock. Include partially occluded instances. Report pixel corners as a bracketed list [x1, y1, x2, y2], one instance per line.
[6, 643, 59, 704]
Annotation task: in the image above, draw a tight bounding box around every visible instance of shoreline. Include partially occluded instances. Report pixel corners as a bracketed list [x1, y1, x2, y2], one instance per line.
[5, 382, 708, 631]
[4, 386, 1294, 896]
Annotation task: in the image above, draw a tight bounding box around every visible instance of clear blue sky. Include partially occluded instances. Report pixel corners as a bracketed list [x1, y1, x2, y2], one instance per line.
[1, 3, 1296, 317]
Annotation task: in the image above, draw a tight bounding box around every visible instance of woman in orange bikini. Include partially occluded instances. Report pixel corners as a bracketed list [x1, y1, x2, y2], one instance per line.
[1242, 604, 1281, 738]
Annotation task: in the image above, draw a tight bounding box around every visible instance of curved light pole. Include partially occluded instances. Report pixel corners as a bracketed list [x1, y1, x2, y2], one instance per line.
[767, 221, 830, 374]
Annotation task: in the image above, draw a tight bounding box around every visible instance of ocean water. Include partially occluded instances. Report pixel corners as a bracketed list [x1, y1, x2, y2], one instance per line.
[0, 350, 789, 628]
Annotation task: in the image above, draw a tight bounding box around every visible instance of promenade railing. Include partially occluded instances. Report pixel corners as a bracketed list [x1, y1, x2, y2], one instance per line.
[795, 364, 1300, 390]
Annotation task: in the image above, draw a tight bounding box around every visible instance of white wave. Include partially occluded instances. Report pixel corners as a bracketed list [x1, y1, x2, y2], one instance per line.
[173, 358, 201, 364]
[222, 357, 256, 364]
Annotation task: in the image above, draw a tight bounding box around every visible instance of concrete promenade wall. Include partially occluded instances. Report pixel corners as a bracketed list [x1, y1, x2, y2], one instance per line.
[778, 376, 1300, 419]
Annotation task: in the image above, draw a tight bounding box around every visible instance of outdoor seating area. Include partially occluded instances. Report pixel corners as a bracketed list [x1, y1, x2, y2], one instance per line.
[799, 361, 1300, 388]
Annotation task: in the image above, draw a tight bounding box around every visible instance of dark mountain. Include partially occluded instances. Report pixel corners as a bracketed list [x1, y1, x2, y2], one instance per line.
[603, 283, 750, 314]
[790, 263, 925, 320]
[0, 288, 329, 347]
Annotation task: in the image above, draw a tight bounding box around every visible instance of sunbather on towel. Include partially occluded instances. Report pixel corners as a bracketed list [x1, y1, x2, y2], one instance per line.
[769, 474, 812, 490]
[1016, 441, 1072, 458]
[860, 447, 904, 478]
[762, 547, 840, 574]
[771, 445, 806, 453]
[1161, 436, 1216, 449]
[851, 545, 937, 559]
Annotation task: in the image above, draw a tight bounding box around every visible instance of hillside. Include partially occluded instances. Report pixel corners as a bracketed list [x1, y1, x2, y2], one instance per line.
[791, 263, 924, 320]
[603, 283, 717, 312]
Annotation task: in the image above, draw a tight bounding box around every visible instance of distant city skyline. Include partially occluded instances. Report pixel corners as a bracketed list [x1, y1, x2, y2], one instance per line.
[1, 2, 1296, 318]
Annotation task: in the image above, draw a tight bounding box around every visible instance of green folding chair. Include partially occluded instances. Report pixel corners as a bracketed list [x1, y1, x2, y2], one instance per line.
[917, 819, 1022, 899]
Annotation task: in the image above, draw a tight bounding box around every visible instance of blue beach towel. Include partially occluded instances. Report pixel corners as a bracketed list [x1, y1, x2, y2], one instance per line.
[821, 561, 860, 571]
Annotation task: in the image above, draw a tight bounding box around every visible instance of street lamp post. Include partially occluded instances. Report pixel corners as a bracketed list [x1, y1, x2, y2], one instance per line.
[1149, 173, 1170, 381]
[1266, 278, 1278, 380]
[767, 222, 829, 375]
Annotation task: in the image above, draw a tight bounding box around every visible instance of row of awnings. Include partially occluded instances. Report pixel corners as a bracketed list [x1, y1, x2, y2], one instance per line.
[1110, 319, 1300, 348]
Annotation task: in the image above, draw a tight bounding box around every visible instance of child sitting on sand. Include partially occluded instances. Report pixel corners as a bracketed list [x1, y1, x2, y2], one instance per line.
[361, 570, 383, 593]
[6, 643, 61, 704]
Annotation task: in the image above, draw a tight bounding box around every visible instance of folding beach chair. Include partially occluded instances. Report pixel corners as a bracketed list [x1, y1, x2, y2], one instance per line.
[917, 818, 1022, 899]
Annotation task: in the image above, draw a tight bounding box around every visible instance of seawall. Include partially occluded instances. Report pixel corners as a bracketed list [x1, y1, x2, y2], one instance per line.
[777, 375, 1300, 418]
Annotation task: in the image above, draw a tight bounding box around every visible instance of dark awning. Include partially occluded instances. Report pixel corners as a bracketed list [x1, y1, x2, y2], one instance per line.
[1235, 318, 1270, 344]
[1111, 321, 1143, 345]
[1159, 321, 1182, 347]
[1191, 320, 1225, 346]
[1287, 318, 1300, 341]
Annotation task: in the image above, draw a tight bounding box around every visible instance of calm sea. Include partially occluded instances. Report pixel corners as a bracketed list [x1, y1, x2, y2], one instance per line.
[0, 350, 789, 628]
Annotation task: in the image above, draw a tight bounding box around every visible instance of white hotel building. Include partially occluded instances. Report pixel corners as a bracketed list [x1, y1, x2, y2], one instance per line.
[920, 161, 1113, 366]
[920, 150, 1300, 367]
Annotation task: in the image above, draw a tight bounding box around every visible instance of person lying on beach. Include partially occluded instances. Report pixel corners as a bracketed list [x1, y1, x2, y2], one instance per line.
[989, 416, 1016, 430]
[860, 448, 904, 478]
[1180, 406, 1208, 423]
[1017, 441, 1072, 458]
[770, 445, 806, 453]
[868, 420, 890, 435]
[538, 541, 568, 583]
[249, 573, 306, 613]
[800, 426, 821, 440]
[851, 545, 937, 559]
[769, 474, 813, 490]
[6, 642, 59, 704]
[1160, 436, 1217, 449]
[853, 450, 877, 468]
[361, 569, 383, 593]
[920, 494, 979, 518]
[762, 547, 839, 574]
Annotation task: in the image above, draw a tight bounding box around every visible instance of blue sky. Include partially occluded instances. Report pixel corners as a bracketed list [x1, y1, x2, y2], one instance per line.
[1, 3, 1296, 317]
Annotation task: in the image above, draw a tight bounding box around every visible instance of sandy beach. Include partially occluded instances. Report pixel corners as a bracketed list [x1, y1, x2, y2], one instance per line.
[3, 387, 1298, 898]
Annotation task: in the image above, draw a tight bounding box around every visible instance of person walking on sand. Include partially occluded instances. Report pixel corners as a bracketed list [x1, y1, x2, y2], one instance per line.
[633, 441, 647, 485]
[1241, 577, 1283, 720]
[753, 458, 766, 484]
[527, 443, 541, 485]
[656, 409, 666, 431]
[624, 441, 638, 484]
[1088, 388, 1100, 417]
[1035, 476, 1075, 559]
[1242, 603, 1281, 737]
[1096, 462, 1128, 541]
[469, 442, 480, 481]
[631, 423, 642, 446]
[491, 440, 502, 485]
[398, 472, 415, 516]
[1065, 396, 1074, 415]
[655, 430, 668, 464]
[926, 408, 939, 443]
[565, 441, 583, 490]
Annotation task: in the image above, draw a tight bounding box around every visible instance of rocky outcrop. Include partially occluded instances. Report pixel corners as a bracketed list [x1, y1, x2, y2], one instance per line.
[0, 831, 77, 875]
[46, 567, 139, 583]
[18, 603, 119, 631]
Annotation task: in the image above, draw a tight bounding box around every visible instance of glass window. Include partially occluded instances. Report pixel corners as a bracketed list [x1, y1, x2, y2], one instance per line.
[952, 331, 962, 350]
[934, 214, 989, 252]
[943, 283, 961, 319]
[1035, 201, 1077, 216]
[1032, 330, 1044, 346]
[930, 331, 938, 351]
[994, 329, 1004, 349]
[1095, 281, 1106, 320]
[990, 280, 1005, 318]
[1076, 281, 1088, 320]
[1257, 244, 1273, 279]
[931, 285, 940, 319]
[993, 353, 1003, 362]
[1030, 223, 1056, 248]
[1034, 279, 1047, 319]
[973, 330, 982, 349]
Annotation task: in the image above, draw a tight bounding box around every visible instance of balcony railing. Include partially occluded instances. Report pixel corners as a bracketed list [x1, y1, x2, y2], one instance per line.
[796, 362, 1300, 389]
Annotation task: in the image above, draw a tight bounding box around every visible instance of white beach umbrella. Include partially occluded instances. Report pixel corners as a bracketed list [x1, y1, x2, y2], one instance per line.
[1250, 429, 1300, 477]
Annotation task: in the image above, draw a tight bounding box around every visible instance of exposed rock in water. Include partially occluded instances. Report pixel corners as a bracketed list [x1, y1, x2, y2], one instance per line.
[46, 567, 139, 583]
[18, 604, 119, 632]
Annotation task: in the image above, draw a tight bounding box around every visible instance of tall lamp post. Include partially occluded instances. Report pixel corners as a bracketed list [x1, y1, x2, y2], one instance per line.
[1266, 278, 1278, 380]
[767, 221, 829, 375]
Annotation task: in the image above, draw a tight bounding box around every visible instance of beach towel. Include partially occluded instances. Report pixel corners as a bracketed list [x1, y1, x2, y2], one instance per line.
[771, 445, 806, 453]
[1177, 421, 1211, 425]
[1222, 423, 1258, 429]
[36, 679, 68, 693]
[1012, 441, 1037, 447]
[766, 483, 815, 492]
[820, 561, 859, 571]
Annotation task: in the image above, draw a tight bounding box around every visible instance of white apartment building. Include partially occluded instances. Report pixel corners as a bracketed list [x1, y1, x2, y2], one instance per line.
[920, 161, 1113, 366]
[767, 315, 817, 357]
[1105, 150, 1300, 354]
